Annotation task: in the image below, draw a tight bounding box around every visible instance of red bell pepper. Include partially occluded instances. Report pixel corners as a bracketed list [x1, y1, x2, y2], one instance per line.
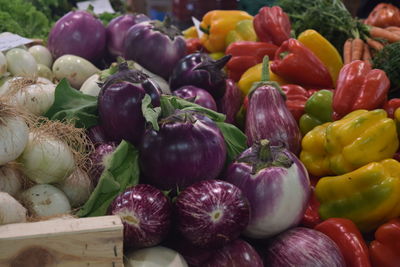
[281, 84, 310, 121]
[185, 38, 205, 54]
[370, 219, 400, 267]
[225, 41, 278, 82]
[384, 98, 400, 118]
[300, 176, 321, 228]
[271, 39, 333, 89]
[253, 6, 291, 46]
[333, 60, 390, 120]
[315, 218, 371, 267]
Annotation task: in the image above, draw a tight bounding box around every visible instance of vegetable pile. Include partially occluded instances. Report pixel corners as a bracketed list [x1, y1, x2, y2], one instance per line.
[2, 1, 400, 266]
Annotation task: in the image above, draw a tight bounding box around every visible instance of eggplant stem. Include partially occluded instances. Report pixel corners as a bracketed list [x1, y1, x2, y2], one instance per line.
[214, 55, 232, 69]
[258, 139, 273, 162]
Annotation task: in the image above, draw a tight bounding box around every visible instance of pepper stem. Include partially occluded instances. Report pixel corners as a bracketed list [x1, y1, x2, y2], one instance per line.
[163, 15, 172, 28]
[258, 139, 272, 162]
[261, 56, 270, 82]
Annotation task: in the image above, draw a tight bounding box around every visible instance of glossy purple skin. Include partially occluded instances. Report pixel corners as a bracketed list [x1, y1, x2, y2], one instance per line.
[87, 125, 110, 146]
[225, 144, 310, 239]
[245, 85, 302, 155]
[172, 85, 217, 111]
[175, 180, 250, 248]
[109, 184, 171, 249]
[265, 227, 346, 267]
[89, 142, 117, 186]
[48, 10, 106, 62]
[204, 239, 263, 267]
[217, 79, 243, 124]
[123, 21, 186, 80]
[106, 14, 149, 57]
[139, 112, 227, 190]
[98, 82, 146, 146]
[169, 53, 227, 99]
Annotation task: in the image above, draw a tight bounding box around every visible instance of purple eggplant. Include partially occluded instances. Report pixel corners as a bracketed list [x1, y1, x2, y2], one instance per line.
[225, 140, 310, 239]
[172, 85, 217, 111]
[48, 10, 106, 62]
[98, 62, 161, 146]
[89, 142, 117, 186]
[265, 227, 345, 267]
[203, 239, 263, 267]
[106, 14, 150, 58]
[245, 59, 301, 154]
[123, 17, 186, 80]
[169, 53, 231, 99]
[217, 79, 243, 124]
[86, 125, 110, 146]
[139, 111, 226, 190]
[175, 180, 250, 248]
[109, 184, 172, 249]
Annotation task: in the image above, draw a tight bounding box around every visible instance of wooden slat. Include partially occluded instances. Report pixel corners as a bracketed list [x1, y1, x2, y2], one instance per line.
[0, 216, 124, 267]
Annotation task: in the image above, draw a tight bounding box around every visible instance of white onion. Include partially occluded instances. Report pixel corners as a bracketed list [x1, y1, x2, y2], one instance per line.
[20, 184, 71, 217]
[0, 164, 22, 197]
[0, 192, 27, 225]
[80, 74, 101, 96]
[125, 246, 188, 267]
[5, 48, 38, 78]
[37, 64, 54, 81]
[19, 132, 75, 184]
[28, 45, 53, 68]
[0, 51, 7, 76]
[52, 55, 99, 89]
[6, 77, 56, 116]
[56, 168, 92, 208]
[0, 115, 29, 165]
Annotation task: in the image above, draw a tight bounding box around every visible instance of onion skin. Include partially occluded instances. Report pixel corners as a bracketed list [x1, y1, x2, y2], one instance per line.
[0, 51, 6, 76]
[0, 192, 27, 225]
[0, 116, 29, 166]
[265, 227, 345, 267]
[124, 246, 188, 267]
[123, 19, 187, 80]
[172, 85, 217, 111]
[139, 111, 226, 190]
[245, 84, 302, 155]
[48, 10, 106, 62]
[109, 184, 172, 249]
[225, 141, 310, 239]
[175, 180, 250, 248]
[204, 239, 263, 267]
[106, 14, 150, 58]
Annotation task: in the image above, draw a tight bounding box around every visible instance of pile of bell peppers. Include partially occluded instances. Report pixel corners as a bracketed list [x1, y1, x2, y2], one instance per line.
[183, 6, 400, 266]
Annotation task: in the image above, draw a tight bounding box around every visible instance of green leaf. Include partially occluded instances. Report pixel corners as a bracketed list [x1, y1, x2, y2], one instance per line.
[76, 141, 140, 217]
[44, 79, 99, 129]
[141, 94, 161, 131]
[215, 121, 247, 163]
[161, 95, 226, 122]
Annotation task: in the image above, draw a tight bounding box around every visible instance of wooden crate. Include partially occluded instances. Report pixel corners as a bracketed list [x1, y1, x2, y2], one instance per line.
[0, 215, 124, 267]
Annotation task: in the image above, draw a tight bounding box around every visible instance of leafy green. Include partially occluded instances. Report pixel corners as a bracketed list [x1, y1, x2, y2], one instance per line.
[373, 42, 400, 96]
[216, 122, 247, 163]
[77, 141, 140, 217]
[0, 0, 51, 39]
[28, 0, 74, 22]
[44, 79, 99, 129]
[276, 0, 368, 54]
[98, 12, 121, 26]
[141, 94, 162, 131]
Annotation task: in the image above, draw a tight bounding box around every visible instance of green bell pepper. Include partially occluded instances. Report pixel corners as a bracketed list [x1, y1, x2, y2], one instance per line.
[299, 89, 333, 135]
[225, 19, 257, 47]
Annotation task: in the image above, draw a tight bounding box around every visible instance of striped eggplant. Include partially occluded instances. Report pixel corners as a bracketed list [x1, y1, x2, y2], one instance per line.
[265, 227, 345, 267]
[225, 140, 310, 239]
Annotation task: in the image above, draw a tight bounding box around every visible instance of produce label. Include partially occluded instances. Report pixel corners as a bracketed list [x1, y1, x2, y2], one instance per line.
[0, 33, 32, 52]
[77, 0, 115, 14]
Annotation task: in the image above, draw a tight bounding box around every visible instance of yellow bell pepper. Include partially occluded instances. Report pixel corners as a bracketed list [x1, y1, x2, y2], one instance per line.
[316, 159, 400, 232]
[225, 19, 257, 47]
[183, 26, 198, 39]
[238, 62, 287, 95]
[297, 29, 343, 86]
[209, 52, 225, 61]
[301, 109, 399, 177]
[200, 10, 253, 53]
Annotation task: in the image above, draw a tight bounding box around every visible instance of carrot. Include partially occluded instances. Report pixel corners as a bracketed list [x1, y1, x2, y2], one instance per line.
[343, 38, 353, 65]
[362, 43, 372, 67]
[370, 26, 400, 43]
[351, 38, 364, 61]
[366, 38, 384, 51]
